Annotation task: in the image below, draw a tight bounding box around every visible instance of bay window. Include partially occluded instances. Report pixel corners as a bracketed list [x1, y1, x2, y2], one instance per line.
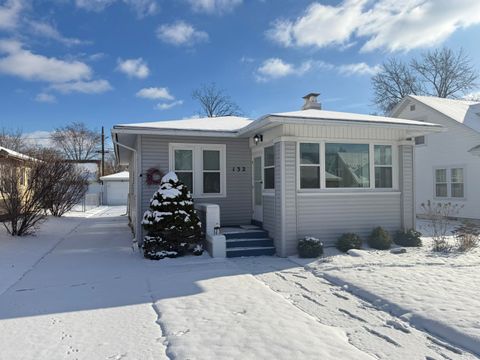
[325, 143, 370, 188]
[374, 145, 393, 188]
[170, 144, 226, 198]
[300, 143, 320, 188]
[264, 146, 275, 189]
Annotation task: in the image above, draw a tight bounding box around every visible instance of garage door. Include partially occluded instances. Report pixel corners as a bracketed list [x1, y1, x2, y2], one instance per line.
[105, 181, 128, 205]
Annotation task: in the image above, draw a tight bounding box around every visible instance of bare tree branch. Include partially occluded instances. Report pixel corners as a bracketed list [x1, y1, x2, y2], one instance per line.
[0, 128, 25, 152]
[50, 122, 101, 160]
[192, 83, 243, 117]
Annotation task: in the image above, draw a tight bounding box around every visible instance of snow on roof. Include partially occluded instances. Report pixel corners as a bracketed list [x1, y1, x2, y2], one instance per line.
[269, 108, 439, 127]
[100, 171, 129, 181]
[0, 146, 35, 161]
[409, 95, 480, 133]
[117, 116, 253, 132]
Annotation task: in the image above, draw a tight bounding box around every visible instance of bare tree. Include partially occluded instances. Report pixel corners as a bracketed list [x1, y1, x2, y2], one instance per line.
[372, 59, 422, 113]
[0, 128, 25, 152]
[412, 48, 478, 98]
[192, 83, 242, 117]
[372, 47, 479, 113]
[103, 150, 126, 176]
[50, 122, 101, 160]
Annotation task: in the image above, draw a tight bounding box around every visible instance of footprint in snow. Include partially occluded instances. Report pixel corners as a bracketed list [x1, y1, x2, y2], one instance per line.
[233, 309, 247, 315]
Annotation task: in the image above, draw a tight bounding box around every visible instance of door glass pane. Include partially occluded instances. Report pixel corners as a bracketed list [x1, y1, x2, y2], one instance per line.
[325, 143, 370, 188]
[254, 157, 262, 181]
[374, 145, 392, 165]
[177, 172, 193, 192]
[300, 143, 319, 164]
[264, 146, 274, 167]
[375, 167, 392, 188]
[203, 150, 220, 170]
[264, 168, 275, 189]
[175, 150, 192, 170]
[203, 172, 220, 193]
[254, 182, 262, 205]
[300, 166, 320, 188]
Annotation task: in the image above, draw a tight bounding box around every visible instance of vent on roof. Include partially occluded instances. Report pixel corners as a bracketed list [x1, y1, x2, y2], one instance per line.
[302, 93, 322, 110]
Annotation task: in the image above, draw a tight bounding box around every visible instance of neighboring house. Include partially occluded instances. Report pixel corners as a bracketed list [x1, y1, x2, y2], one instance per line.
[100, 171, 129, 206]
[0, 146, 35, 218]
[112, 93, 441, 257]
[391, 96, 480, 220]
[65, 160, 103, 207]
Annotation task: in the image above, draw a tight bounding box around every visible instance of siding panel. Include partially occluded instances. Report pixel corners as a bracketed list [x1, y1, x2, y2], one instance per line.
[262, 195, 276, 242]
[284, 142, 298, 256]
[399, 145, 415, 229]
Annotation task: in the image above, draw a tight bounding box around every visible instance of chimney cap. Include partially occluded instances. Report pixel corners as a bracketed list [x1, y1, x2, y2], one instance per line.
[302, 92, 320, 99]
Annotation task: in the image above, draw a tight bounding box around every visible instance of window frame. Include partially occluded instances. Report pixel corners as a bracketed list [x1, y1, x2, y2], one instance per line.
[169, 143, 227, 198]
[299, 142, 321, 189]
[263, 145, 275, 190]
[433, 166, 466, 200]
[297, 140, 398, 192]
[374, 145, 393, 189]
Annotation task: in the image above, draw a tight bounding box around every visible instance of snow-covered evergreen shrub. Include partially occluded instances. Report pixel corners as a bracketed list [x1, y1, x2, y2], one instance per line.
[336, 233, 362, 252]
[394, 229, 422, 247]
[368, 227, 392, 250]
[141, 172, 203, 260]
[298, 236, 323, 258]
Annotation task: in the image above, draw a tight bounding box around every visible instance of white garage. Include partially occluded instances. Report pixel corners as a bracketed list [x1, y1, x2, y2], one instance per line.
[100, 171, 129, 206]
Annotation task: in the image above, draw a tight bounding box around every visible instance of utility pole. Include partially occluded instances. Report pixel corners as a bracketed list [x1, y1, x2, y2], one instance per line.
[101, 126, 105, 177]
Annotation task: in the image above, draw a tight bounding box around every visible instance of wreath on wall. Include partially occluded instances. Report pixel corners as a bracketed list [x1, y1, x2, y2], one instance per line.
[146, 168, 164, 186]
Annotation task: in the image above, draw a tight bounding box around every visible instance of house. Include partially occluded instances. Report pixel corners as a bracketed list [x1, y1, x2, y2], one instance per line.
[391, 95, 480, 220]
[100, 171, 129, 206]
[112, 93, 442, 257]
[0, 146, 35, 218]
[65, 159, 103, 207]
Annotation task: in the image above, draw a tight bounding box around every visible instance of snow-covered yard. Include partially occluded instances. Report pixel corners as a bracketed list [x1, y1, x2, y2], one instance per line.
[0, 209, 478, 359]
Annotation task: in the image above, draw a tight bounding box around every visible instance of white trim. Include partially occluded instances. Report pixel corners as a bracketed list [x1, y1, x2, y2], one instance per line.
[280, 141, 287, 257]
[297, 191, 401, 196]
[433, 165, 467, 201]
[136, 135, 142, 243]
[168, 143, 227, 198]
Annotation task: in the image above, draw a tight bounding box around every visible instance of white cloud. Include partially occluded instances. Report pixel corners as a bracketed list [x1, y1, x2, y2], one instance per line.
[23, 130, 53, 147]
[156, 21, 208, 46]
[136, 87, 174, 100]
[0, 40, 92, 83]
[116, 58, 150, 79]
[338, 62, 381, 76]
[187, 0, 242, 15]
[255, 58, 317, 82]
[49, 80, 113, 94]
[0, 0, 23, 30]
[267, 0, 480, 52]
[28, 21, 88, 46]
[35, 92, 56, 103]
[74, 0, 158, 17]
[155, 100, 184, 110]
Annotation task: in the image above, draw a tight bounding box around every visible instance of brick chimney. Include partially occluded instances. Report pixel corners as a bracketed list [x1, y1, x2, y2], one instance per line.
[302, 92, 321, 110]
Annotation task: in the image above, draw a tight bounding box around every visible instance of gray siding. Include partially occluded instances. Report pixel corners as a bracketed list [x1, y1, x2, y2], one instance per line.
[262, 195, 276, 244]
[140, 135, 252, 229]
[399, 145, 415, 230]
[283, 142, 298, 256]
[297, 193, 402, 246]
[274, 142, 283, 255]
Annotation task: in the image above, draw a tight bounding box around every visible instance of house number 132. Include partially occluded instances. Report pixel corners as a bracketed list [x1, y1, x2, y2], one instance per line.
[233, 167, 246, 172]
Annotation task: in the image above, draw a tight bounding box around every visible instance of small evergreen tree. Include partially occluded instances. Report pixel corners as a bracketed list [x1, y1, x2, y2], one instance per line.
[141, 172, 203, 260]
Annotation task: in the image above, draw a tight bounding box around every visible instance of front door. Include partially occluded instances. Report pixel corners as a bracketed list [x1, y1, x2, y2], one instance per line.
[252, 155, 263, 222]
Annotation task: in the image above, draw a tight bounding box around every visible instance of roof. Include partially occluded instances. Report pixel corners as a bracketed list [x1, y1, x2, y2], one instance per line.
[115, 116, 253, 133]
[0, 146, 35, 161]
[100, 171, 129, 181]
[407, 95, 480, 133]
[268, 108, 439, 127]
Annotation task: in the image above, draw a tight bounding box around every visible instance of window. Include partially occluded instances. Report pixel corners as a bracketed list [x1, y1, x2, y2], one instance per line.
[174, 149, 193, 192]
[299, 143, 320, 188]
[451, 168, 464, 198]
[374, 145, 392, 188]
[435, 169, 448, 197]
[414, 136, 425, 146]
[170, 144, 226, 197]
[202, 150, 220, 193]
[410, 104, 416, 111]
[264, 146, 275, 189]
[325, 143, 370, 188]
[19, 168, 26, 186]
[435, 167, 465, 198]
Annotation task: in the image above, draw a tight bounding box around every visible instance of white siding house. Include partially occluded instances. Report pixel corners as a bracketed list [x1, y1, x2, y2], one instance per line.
[391, 96, 480, 220]
[113, 94, 442, 257]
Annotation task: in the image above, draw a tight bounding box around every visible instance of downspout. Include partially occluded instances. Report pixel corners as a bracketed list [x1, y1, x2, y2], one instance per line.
[112, 135, 140, 249]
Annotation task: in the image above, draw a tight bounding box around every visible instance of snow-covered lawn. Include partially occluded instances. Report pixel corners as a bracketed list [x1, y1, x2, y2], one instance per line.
[298, 229, 480, 357]
[0, 209, 478, 359]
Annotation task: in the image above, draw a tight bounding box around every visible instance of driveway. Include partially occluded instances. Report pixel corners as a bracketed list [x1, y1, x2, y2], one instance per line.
[0, 207, 475, 359]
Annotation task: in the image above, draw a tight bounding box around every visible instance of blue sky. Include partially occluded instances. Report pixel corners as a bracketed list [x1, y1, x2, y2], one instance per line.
[1, 0, 480, 142]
